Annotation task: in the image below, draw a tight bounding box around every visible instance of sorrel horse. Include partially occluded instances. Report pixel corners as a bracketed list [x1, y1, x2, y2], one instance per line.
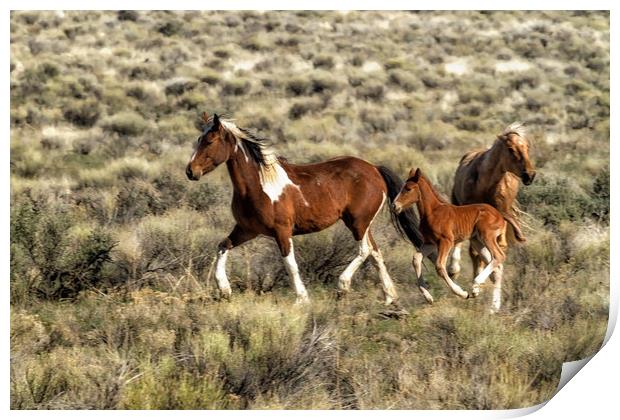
[393, 168, 507, 309]
[186, 113, 424, 304]
[449, 122, 536, 311]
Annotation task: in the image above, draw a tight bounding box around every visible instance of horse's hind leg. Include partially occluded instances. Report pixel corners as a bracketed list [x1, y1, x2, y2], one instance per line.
[368, 232, 398, 306]
[436, 239, 470, 299]
[337, 228, 372, 297]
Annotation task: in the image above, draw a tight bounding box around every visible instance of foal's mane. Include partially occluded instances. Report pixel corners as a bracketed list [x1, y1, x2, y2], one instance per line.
[418, 172, 450, 204]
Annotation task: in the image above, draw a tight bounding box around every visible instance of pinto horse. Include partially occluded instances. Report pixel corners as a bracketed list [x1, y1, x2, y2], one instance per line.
[186, 113, 424, 304]
[393, 168, 507, 310]
[448, 122, 536, 311]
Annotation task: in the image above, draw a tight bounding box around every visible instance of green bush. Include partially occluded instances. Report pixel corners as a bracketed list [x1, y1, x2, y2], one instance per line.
[63, 100, 101, 128]
[101, 112, 150, 136]
[11, 193, 116, 302]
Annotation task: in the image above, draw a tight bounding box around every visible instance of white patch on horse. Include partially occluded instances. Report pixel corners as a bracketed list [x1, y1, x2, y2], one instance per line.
[259, 163, 299, 203]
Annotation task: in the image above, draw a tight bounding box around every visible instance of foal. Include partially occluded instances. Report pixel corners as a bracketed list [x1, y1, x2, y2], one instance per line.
[393, 168, 507, 308]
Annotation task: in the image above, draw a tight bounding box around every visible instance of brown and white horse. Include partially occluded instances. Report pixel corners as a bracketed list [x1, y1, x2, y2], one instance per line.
[393, 168, 507, 310]
[185, 113, 424, 304]
[449, 122, 536, 311]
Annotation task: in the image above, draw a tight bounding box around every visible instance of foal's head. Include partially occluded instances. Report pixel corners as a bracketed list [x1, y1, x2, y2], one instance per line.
[495, 123, 536, 185]
[393, 168, 423, 214]
[186, 112, 235, 181]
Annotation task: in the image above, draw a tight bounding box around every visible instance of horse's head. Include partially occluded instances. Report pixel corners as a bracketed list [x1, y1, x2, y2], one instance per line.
[394, 168, 422, 214]
[186, 112, 235, 181]
[496, 125, 536, 185]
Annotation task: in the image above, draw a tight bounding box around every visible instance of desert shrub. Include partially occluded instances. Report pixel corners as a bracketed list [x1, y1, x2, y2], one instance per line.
[388, 69, 420, 92]
[590, 166, 609, 223]
[241, 34, 271, 51]
[355, 80, 385, 101]
[101, 112, 150, 136]
[288, 98, 324, 120]
[157, 20, 182, 37]
[221, 78, 251, 96]
[312, 54, 335, 70]
[518, 173, 593, 227]
[358, 107, 395, 134]
[114, 180, 163, 223]
[165, 78, 197, 96]
[11, 193, 116, 302]
[285, 77, 311, 96]
[117, 10, 139, 21]
[63, 100, 101, 128]
[199, 69, 221, 86]
[310, 73, 341, 95]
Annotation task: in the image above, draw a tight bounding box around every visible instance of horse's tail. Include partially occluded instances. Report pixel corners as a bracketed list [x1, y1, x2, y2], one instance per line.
[501, 211, 526, 243]
[377, 166, 424, 249]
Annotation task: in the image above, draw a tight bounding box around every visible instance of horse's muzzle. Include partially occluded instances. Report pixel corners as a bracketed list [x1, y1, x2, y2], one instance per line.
[393, 203, 403, 214]
[186, 164, 200, 181]
[521, 171, 536, 185]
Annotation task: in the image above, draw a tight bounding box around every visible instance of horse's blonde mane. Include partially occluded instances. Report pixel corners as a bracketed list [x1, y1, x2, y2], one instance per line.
[501, 121, 527, 139]
[218, 118, 282, 186]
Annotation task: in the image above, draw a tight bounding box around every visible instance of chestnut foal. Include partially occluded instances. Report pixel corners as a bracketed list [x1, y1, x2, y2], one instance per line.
[393, 168, 507, 311]
[186, 113, 424, 304]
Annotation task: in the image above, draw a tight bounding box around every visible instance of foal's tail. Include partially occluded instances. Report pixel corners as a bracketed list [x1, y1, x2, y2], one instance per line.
[377, 166, 425, 249]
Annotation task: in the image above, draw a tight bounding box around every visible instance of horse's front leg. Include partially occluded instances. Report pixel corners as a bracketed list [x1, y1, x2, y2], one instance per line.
[275, 230, 309, 304]
[215, 225, 257, 300]
[413, 244, 436, 304]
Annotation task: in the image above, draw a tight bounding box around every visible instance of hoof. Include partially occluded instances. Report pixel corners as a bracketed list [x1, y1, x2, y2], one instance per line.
[419, 287, 434, 304]
[384, 296, 397, 306]
[471, 285, 481, 298]
[219, 288, 232, 301]
[336, 289, 349, 301]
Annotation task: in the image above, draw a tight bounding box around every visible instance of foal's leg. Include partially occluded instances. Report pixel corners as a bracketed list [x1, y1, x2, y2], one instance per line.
[215, 225, 257, 299]
[436, 240, 470, 299]
[368, 232, 398, 306]
[275, 231, 309, 304]
[413, 244, 437, 304]
[448, 243, 462, 278]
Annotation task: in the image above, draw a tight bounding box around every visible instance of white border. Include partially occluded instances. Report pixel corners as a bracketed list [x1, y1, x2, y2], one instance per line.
[3, 2, 617, 419]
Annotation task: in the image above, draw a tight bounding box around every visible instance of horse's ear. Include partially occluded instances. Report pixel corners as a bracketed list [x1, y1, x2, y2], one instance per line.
[414, 168, 421, 179]
[408, 168, 417, 178]
[213, 113, 220, 127]
[202, 112, 209, 123]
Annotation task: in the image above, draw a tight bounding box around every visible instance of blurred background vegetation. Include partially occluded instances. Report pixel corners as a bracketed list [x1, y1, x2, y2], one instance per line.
[10, 10, 609, 409]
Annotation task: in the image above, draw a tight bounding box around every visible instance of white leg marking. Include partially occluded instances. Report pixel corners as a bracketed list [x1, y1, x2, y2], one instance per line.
[473, 260, 496, 287]
[284, 239, 309, 304]
[448, 244, 462, 275]
[371, 247, 398, 305]
[215, 249, 232, 298]
[338, 230, 371, 292]
[490, 264, 503, 313]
